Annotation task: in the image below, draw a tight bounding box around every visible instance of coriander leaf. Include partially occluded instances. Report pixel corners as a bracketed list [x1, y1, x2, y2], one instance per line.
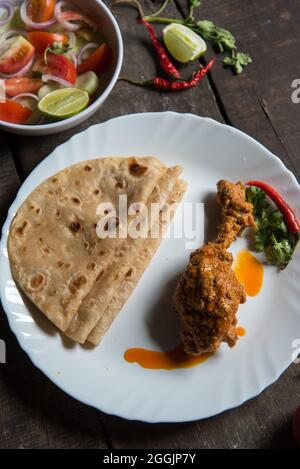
[246, 186, 266, 216]
[246, 186, 298, 269]
[268, 210, 287, 234]
[44, 41, 71, 64]
[224, 51, 252, 74]
[190, 0, 202, 8]
[197, 20, 236, 52]
[186, 0, 203, 22]
[267, 235, 293, 268]
[196, 20, 214, 34]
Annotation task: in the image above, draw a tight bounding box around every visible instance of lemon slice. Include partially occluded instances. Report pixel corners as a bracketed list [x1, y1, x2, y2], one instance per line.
[163, 23, 207, 63]
[38, 88, 89, 120]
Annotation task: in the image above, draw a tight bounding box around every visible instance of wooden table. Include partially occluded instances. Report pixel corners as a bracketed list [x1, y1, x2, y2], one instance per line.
[0, 0, 299, 449]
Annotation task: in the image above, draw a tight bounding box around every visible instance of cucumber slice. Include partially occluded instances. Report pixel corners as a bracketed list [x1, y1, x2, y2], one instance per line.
[76, 71, 99, 96]
[38, 83, 60, 100]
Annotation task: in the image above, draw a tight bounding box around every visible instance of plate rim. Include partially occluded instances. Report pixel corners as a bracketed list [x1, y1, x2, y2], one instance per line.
[1, 111, 299, 423]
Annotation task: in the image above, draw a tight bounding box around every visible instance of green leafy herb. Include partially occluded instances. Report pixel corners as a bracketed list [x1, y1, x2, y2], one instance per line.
[223, 51, 252, 74]
[190, 0, 202, 7]
[44, 41, 70, 64]
[187, 0, 202, 20]
[246, 186, 298, 269]
[196, 20, 236, 52]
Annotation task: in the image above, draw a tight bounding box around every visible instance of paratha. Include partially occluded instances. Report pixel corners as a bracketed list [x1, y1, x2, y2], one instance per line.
[8, 157, 165, 332]
[87, 179, 188, 345]
[65, 165, 183, 343]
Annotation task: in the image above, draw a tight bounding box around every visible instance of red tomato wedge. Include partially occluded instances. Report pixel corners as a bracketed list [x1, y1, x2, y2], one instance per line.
[4, 78, 43, 97]
[0, 100, 33, 124]
[33, 53, 77, 84]
[27, 0, 56, 23]
[0, 36, 35, 75]
[77, 43, 111, 75]
[57, 10, 97, 30]
[28, 32, 68, 54]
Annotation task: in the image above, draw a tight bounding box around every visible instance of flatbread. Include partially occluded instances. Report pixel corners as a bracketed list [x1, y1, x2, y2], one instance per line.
[8, 157, 165, 331]
[65, 165, 183, 343]
[87, 179, 188, 346]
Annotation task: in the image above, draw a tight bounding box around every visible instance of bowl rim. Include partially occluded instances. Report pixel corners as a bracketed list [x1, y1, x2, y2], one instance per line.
[0, 0, 123, 132]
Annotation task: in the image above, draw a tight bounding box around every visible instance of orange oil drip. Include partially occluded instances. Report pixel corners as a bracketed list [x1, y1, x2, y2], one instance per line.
[234, 250, 264, 296]
[124, 344, 213, 370]
[236, 326, 246, 337]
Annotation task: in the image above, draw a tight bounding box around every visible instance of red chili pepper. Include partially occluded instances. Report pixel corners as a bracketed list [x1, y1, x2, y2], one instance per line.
[147, 58, 216, 90]
[138, 18, 180, 79]
[247, 181, 300, 234]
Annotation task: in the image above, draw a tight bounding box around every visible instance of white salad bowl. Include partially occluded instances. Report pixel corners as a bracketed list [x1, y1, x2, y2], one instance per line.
[0, 0, 123, 136]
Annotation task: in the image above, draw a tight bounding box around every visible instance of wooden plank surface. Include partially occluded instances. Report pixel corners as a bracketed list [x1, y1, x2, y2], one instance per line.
[0, 0, 299, 449]
[188, 0, 300, 179]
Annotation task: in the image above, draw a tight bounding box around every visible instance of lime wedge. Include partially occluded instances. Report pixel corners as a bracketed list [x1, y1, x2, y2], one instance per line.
[163, 23, 207, 63]
[38, 88, 89, 120]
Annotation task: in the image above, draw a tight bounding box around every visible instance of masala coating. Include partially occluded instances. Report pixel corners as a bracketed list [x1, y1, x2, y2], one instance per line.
[175, 180, 255, 356]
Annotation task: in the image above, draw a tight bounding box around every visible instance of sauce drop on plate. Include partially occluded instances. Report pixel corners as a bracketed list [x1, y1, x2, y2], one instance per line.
[236, 326, 246, 337]
[234, 250, 264, 296]
[124, 345, 213, 370]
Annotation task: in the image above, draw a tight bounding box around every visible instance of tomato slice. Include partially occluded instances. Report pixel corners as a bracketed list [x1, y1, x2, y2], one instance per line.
[27, 0, 56, 23]
[4, 78, 43, 97]
[77, 43, 111, 75]
[0, 100, 33, 124]
[28, 32, 68, 54]
[33, 53, 77, 84]
[0, 36, 35, 75]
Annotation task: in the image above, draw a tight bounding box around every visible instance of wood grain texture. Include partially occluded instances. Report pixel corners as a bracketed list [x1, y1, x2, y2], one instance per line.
[189, 0, 300, 178]
[0, 0, 300, 450]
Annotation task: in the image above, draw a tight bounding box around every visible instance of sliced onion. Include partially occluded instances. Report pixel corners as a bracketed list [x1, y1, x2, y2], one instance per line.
[0, 29, 28, 45]
[0, 55, 34, 78]
[67, 30, 76, 49]
[55, 1, 80, 31]
[77, 43, 99, 65]
[42, 74, 74, 87]
[67, 50, 77, 67]
[0, 2, 14, 26]
[12, 93, 39, 102]
[20, 0, 56, 29]
[55, 1, 97, 31]
[12, 92, 41, 125]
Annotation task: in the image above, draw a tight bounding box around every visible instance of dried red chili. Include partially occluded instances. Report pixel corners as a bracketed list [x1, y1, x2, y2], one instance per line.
[138, 18, 180, 79]
[146, 58, 216, 90]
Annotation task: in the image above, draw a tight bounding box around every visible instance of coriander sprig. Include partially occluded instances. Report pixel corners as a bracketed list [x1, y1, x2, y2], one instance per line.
[246, 186, 298, 269]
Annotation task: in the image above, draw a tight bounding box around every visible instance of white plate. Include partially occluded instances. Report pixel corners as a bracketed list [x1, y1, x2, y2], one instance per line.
[1, 112, 300, 423]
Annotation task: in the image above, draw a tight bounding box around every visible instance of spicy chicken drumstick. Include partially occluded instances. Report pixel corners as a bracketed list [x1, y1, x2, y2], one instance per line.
[174, 180, 255, 356]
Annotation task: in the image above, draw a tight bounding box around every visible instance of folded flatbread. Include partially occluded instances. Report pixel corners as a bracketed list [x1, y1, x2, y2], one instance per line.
[65, 165, 183, 343]
[87, 179, 188, 345]
[8, 157, 165, 332]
